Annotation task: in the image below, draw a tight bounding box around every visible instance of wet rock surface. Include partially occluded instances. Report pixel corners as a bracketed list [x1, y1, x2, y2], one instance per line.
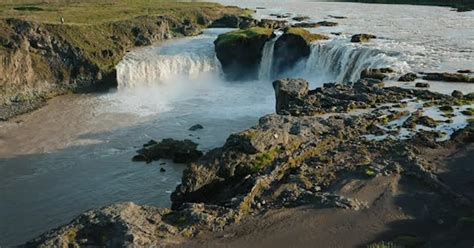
[273, 28, 328, 73]
[214, 27, 274, 81]
[351, 33, 377, 43]
[421, 72, 474, 83]
[133, 139, 203, 164]
[26, 78, 474, 247]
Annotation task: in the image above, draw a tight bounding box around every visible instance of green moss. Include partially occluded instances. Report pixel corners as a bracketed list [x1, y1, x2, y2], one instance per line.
[251, 146, 283, 173]
[393, 236, 425, 248]
[367, 242, 401, 248]
[215, 27, 273, 47]
[468, 118, 474, 124]
[365, 168, 376, 177]
[285, 28, 329, 43]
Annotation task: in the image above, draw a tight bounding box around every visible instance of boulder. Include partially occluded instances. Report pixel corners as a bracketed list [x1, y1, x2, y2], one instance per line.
[189, 124, 204, 131]
[273, 28, 328, 74]
[291, 21, 338, 28]
[415, 82, 430, 88]
[292, 16, 310, 22]
[258, 19, 288, 29]
[422, 72, 474, 83]
[351, 33, 377, 43]
[452, 90, 464, 98]
[133, 139, 203, 163]
[214, 27, 274, 81]
[273, 78, 309, 115]
[457, 69, 472, 74]
[399, 72, 417, 82]
[360, 68, 395, 80]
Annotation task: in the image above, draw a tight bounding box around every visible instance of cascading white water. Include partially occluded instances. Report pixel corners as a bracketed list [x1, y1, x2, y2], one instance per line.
[256, 36, 408, 85]
[116, 30, 228, 89]
[116, 52, 221, 89]
[301, 39, 409, 83]
[258, 37, 277, 81]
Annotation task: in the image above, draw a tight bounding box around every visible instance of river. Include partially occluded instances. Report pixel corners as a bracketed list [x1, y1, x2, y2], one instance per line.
[1, 1, 473, 246]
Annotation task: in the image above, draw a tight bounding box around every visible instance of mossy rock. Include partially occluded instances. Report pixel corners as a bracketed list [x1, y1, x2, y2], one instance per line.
[273, 27, 328, 74]
[214, 27, 274, 81]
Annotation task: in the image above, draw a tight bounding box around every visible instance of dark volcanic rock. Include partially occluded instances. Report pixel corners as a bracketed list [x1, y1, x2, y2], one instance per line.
[452, 90, 464, 98]
[457, 69, 472, 74]
[422, 72, 474, 83]
[189, 124, 204, 131]
[415, 82, 430, 88]
[210, 15, 257, 29]
[273, 28, 328, 74]
[399, 72, 418, 82]
[291, 21, 338, 28]
[214, 28, 274, 81]
[351, 33, 377, 43]
[133, 139, 203, 163]
[292, 16, 310, 22]
[180, 19, 202, 36]
[273, 78, 309, 115]
[258, 19, 288, 29]
[360, 68, 395, 80]
[328, 15, 347, 19]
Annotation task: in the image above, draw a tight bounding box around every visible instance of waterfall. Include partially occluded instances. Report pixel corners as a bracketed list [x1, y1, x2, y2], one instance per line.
[302, 39, 408, 83]
[258, 37, 277, 81]
[116, 52, 221, 89]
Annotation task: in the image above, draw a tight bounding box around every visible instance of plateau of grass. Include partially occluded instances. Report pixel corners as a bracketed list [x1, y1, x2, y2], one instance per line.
[0, 0, 248, 25]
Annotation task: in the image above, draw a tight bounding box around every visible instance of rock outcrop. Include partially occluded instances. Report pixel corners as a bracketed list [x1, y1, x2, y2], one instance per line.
[214, 27, 274, 81]
[421, 72, 474, 83]
[351, 33, 377, 43]
[273, 79, 309, 115]
[273, 28, 328, 74]
[133, 139, 203, 164]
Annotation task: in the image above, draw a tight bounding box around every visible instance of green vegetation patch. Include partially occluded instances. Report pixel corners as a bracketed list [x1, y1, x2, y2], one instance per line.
[215, 27, 273, 47]
[0, 0, 248, 25]
[285, 27, 329, 43]
[251, 146, 284, 173]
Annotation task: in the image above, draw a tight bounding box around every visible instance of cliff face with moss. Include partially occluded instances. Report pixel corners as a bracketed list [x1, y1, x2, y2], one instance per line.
[0, 2, 249, 120]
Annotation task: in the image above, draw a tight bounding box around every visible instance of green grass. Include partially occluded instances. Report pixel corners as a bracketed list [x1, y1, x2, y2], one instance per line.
[215, 27, 273, 46]
[0, 0, 248, 25]
[285, 27, 329, 43]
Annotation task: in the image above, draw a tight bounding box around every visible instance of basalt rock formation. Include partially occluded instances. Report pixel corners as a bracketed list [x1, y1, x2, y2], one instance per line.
[273, 28, 328, 74]
[214, 27, 275, 81]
